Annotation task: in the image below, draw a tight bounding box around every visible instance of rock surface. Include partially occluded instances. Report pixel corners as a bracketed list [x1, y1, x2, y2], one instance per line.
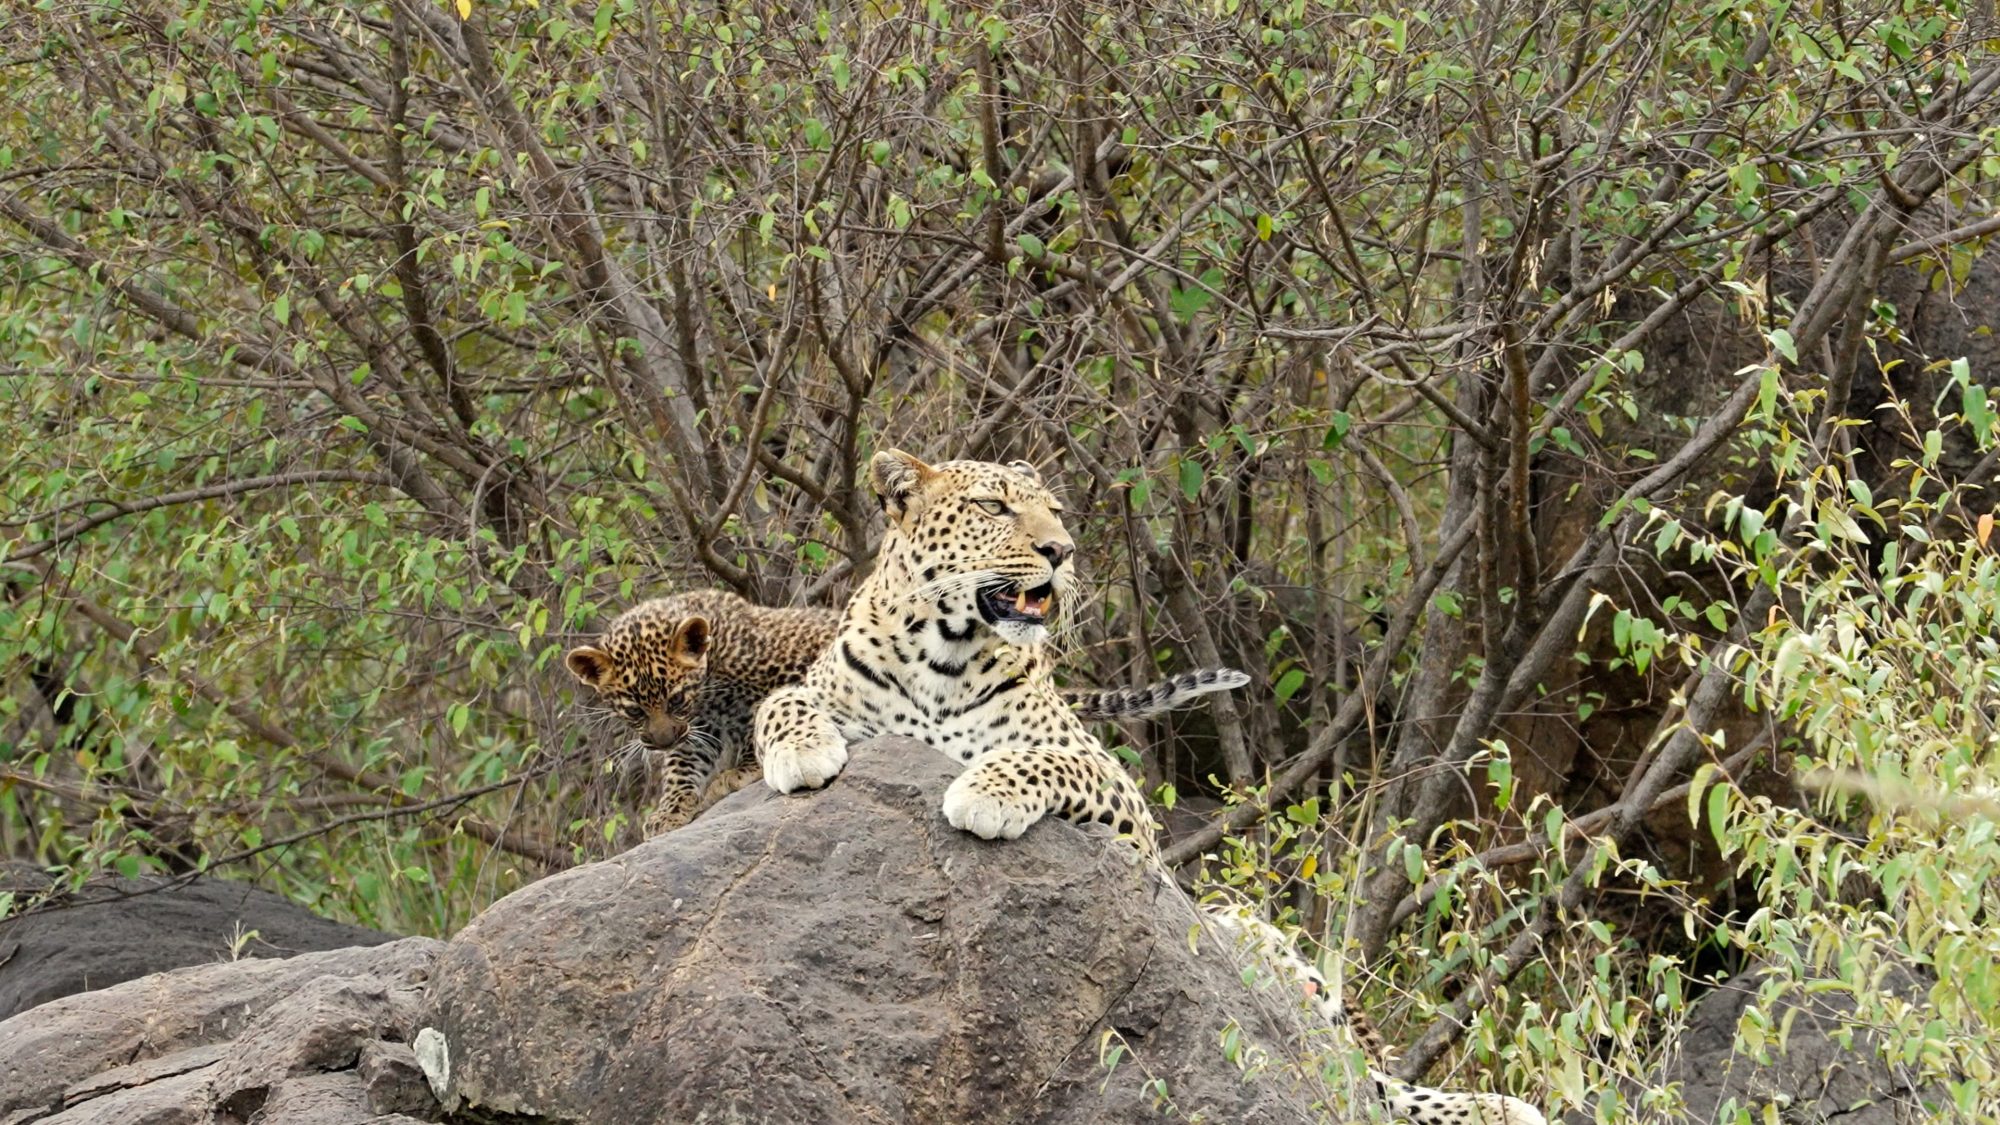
[0, 864, 393, 1021]
[1641, 960, 1940, 1124]
[419, 737, 1334, 1124]
[0, 935, 444, 1125]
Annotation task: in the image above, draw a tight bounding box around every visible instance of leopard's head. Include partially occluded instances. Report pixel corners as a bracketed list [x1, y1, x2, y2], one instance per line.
[565, 600, 711, 747]
[870, 449, 1077, 646]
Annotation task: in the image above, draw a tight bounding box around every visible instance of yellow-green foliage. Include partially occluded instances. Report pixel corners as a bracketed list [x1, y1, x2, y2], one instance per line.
[3, 2, 1999, 1119]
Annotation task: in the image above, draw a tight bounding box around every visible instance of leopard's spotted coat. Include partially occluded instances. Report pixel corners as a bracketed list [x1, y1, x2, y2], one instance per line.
[568, 589, 1247, 836]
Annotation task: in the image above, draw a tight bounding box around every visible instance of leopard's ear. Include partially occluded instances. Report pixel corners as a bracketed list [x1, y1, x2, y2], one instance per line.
[671, 616, 711, 667]
[1004, 459, 1043, 486]
[565, 646, 614, 689]
[871, 449, 938, 523]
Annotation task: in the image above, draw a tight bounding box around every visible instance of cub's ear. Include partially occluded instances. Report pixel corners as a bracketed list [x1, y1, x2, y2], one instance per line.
[671, 616, 711, 666]
[1004, 459, 1043, 486]
[871, 449, 938, 522]
[565, 646, 613, 688]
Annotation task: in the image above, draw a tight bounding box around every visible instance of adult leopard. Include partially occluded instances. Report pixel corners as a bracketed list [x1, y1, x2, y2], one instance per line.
[755, 449, 1545, 1125]
[567, 589, 1247, 836]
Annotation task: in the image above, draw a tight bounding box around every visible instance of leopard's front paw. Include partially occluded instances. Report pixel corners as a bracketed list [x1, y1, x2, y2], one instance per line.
[761, 738, 849, 793]
[941, 770, 1044, 840]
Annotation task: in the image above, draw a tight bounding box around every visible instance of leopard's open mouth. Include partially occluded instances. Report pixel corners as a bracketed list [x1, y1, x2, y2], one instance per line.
[978, 581, 1056, 625]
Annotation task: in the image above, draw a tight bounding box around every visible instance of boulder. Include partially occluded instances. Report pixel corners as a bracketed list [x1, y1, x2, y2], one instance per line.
[418, 737, 1334, 1124]
[0, 936, 444, 1125]
[0, 865, 393, 1021]
[1643, 959, 1941, 1124]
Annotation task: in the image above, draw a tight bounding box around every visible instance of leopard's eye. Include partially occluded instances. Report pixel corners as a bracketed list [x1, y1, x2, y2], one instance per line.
[620, 704, 646, 722]
[973, 498, 1010, 516]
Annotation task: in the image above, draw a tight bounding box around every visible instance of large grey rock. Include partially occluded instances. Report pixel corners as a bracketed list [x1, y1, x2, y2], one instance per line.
[0, 866, 393, 1021]
[1644, 960, 1940, 1124]
[0, 936, 444, 1125]
[419, 737, 1330, 1124]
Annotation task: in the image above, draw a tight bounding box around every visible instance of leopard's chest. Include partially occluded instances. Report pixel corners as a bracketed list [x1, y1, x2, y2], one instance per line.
[822, 632, 1094, 765]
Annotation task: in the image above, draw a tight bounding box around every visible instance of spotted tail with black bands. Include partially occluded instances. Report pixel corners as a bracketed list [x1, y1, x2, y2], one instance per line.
[1064, 666, 1252, 720]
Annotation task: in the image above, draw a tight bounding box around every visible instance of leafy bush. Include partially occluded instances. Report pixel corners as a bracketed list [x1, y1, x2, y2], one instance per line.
[4, 1, 2000, 1118]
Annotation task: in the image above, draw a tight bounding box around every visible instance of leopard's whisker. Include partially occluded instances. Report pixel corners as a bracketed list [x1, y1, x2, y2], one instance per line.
[900, 568, 1006, 603]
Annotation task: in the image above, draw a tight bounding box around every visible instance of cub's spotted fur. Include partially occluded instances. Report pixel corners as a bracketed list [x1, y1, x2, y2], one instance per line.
[567, 589, 1247, 836]
[567, 590, 830, 836]
[755, 450, 1544, 1125]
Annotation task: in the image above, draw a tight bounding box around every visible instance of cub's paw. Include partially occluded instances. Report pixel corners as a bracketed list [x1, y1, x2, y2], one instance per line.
[648, 800, 704, 836]
[941, 771, 1044, 841]
[642, 794, 699, 838]
[703, 765, 762, 805]
[761, 738, 849, 793]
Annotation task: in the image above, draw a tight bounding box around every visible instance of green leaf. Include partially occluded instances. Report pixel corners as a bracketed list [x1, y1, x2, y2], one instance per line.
[1178, 459, 1203, 502]
[1167, 268, 1223, 323]
[1652, 519, 1680, 555]
[1687, 763, 1716, 826]
[1964, 383, 1994, 445]
[1757, 365, 1780, 419]
[1273, 668, 1307, 703]
[1706, 780, 1731, 850]
[1015, 232, 1045, 259]
[1488, 754, 1513, 811]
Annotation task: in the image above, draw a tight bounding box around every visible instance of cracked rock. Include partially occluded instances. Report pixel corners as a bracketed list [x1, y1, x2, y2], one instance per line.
[0, 937, 444, 1125]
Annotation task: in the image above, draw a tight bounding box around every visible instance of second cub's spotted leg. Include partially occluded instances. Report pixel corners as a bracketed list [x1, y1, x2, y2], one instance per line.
[642, 744, 716, 837]
[941, 748, 1158, 861]
[703, 764, 762, 803]
[754, 684, 851, 793]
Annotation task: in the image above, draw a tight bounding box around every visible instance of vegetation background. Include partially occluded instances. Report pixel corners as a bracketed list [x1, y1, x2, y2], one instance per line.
[4, 0, 2000, 1119]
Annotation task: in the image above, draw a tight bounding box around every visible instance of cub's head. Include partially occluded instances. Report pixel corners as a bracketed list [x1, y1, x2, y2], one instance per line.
[871, 449, 1077, 645]
[564, 600, 711, 747]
